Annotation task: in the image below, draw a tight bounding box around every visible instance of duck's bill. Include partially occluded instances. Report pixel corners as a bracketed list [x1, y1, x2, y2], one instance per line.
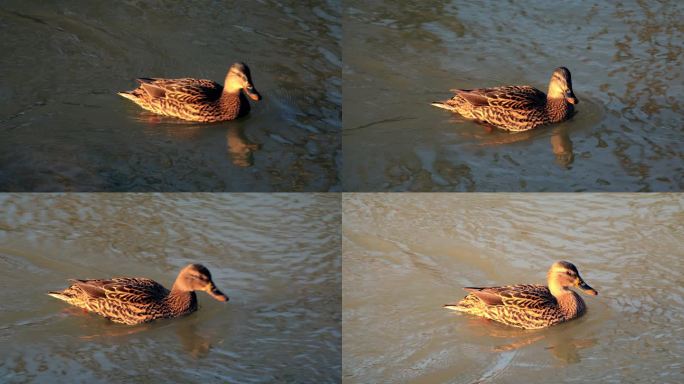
[207, 286, 229, 302]
[565, 90, 579, 104]
[578, 280, 598, 295]
[243, 85, 262, 101]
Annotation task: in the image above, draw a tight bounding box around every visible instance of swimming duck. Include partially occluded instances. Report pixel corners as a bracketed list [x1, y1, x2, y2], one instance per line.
[118, 62, 261, 122]
[431, 67, 578, 132]
[48, 264, 229, 325]
[444, 261, 597, 329]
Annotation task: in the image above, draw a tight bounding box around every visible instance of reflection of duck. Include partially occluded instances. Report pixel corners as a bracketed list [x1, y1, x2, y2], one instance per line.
[468, 124, 574, 168]
[492, 330, 596, 364]
[49, 264, 229, 325]
[445, 261, 597, 329]
[432, 67, 578, 131]
[227, 125, 261, 167]
[550, 127, 574, 168]
[138, 119, 262, 167]
[119, 62, 261, 122]
[177, 323, 213, 358]
[461, 310, 597, 364]
[545, 334, 597, 363]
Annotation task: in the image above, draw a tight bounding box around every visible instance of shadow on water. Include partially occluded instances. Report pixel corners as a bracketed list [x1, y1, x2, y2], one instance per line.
[459, 125, 574, 169]
[72, 316, 214, 359]
[137, 114, 262, 168]
[454, 314, 598, 367]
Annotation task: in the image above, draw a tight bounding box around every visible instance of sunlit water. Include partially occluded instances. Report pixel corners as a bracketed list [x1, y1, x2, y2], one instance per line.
[0, 194, 341, 383]
[343, 1, 683, 191]
[0, 0, 341, 191]
[343, 193, 684, 383]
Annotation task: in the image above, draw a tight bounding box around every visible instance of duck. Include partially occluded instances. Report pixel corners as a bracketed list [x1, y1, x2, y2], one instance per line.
[48, 264, 229, 325]
[118, 62, 261, 122]
[431, 67, 578, 132]
[444, 261, 597, 329]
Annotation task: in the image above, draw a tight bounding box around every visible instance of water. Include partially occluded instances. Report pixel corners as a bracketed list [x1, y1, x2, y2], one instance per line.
[0, 0, 341, 191]
[342, 193, 684, 383]
[342, 1, 683, 191]
[0, 193, 341, 383]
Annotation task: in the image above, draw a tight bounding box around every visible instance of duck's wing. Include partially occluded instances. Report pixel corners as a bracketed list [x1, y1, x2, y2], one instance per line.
[465, 284, 555, 309]
[453, 86, 547, 109]
[70, 277, 168, 303]
[137, 78, 223, 102]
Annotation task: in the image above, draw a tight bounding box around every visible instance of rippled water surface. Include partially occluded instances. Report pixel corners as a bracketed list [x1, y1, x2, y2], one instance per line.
[0, 194, 341, 383]
[343, 194, 684, 383]
[0, 1, 341, 191]
[343, 1, 683, 191]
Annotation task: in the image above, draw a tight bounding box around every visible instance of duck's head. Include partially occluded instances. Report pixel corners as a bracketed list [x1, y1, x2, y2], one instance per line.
[547, 67, 578, 105]
[174, 264, 229, 302]
[547, 261, 597, 296]
[224, 62, 261, 101]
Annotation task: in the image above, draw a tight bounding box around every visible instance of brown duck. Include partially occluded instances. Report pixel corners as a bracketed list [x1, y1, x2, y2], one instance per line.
[444, 261, 597, 329]
[118, 62, 261, 122]
[431, 67, 578, 132]
[48, 264, 229, 325]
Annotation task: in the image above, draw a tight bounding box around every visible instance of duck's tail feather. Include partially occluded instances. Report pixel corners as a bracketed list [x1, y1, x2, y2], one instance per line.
[430, 101, 456, 111]
[117, 91, 139, 102]
[47, 291, 69, 301]
[443, 302, 465, 311]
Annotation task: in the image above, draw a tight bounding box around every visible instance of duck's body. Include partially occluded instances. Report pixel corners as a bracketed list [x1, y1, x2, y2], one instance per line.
[445, 261, 597, 329]
[432, 67, 578, 132]
[118, 62, 261, 122]
[49, 264, 229, 325]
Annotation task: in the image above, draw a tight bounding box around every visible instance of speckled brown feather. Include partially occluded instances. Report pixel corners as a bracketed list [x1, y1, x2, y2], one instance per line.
[450, 284, 580, 329]
[444, 261, 595, 329]
[50, 277, 196, 325]
[118, 63, 259, 122]
[48, 264, 229, 325]
[432, 68, 577, 131]
[119, 78, 248, 122]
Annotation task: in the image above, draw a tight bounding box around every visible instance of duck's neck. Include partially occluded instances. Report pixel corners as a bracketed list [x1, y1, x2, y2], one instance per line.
[545, 97, 573, 123]
[166, 285, 197, 314]
[220, 90, 249, 117]
[550, 287, 586, 319]
[220, 89, 240, 103]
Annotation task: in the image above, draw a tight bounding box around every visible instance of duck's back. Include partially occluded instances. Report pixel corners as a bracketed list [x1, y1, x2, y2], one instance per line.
[51, 277, 197, 325]
[453, 86, 549, 131]
[456, 86, 546, 109]
[119, 77, 248, 122]
[138, 78, 223, 102]
[433, 84, 568, 131]
[451, 284, 568, 329]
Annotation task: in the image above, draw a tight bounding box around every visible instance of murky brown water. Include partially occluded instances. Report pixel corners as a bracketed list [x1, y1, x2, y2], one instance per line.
[343, 1, 683, 191]
[0, 0, 341, 191]
[343, 193, 684, 383]
[0, 194, 341, 382]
